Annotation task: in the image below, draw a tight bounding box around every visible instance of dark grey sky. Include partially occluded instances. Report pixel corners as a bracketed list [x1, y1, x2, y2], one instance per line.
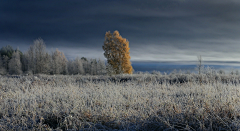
[1, 0, 240, 62]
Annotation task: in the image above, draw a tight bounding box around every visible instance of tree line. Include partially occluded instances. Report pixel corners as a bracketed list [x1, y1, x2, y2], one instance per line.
[0, 38, 106, 75]
[0, 30, 134, 75]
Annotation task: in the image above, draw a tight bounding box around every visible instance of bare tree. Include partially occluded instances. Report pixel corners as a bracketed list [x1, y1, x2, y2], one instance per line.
[34, 38, 47, 74]
[67, 60, 75, 75]
[74, 57, 85, 75]
[2, 55, 9, 72]
[8, 51, 22, 75]
[42, 53, 51, 74]
[21, 52, 29, 73]
[51, 49, 68, 74]
[97, 58, 106, 75]
[26, 45, 35, 74]
[25, 38, 48, 74]
[196, 55, 204, 85]
[0, 56, 6, 75]
[197, 55, 203, 75]
[90, 59, 97, 75]
[67, 57, 84, 75]
[81, 58, 89, 74]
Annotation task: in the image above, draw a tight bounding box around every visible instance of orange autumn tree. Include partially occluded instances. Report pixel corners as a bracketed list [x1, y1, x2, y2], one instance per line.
[102, 30, 133, 74]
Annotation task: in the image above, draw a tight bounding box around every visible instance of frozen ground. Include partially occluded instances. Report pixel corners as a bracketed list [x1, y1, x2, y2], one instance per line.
[0, 73, 240, 130]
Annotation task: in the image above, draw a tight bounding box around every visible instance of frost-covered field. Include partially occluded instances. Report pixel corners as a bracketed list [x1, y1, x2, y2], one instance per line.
[1, 73, 240, 130]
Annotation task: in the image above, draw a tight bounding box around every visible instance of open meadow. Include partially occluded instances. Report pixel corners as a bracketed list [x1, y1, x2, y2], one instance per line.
[1, 72, 240, 130]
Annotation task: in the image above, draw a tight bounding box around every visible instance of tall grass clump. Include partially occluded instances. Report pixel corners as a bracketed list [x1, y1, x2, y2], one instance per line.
[0, 72, 240, 130]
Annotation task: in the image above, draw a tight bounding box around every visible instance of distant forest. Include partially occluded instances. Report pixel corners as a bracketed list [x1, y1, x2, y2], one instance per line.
[0, 38, 106, 75]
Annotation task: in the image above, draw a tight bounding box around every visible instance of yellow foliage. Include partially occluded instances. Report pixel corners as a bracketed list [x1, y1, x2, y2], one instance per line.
[102, 30, 133, 74]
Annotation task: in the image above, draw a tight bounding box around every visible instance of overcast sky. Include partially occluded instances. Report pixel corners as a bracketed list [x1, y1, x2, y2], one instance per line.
[1, 0, 240, 62]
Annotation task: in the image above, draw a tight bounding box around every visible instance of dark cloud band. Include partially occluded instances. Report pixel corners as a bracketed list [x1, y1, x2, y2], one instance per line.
[0, 0, 240, 61]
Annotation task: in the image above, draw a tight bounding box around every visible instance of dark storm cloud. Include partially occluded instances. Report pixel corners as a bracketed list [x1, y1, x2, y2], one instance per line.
[1, 0, 240, 61]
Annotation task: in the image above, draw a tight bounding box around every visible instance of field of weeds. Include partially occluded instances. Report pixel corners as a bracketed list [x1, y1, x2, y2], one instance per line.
[0, 73, 240, 130]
